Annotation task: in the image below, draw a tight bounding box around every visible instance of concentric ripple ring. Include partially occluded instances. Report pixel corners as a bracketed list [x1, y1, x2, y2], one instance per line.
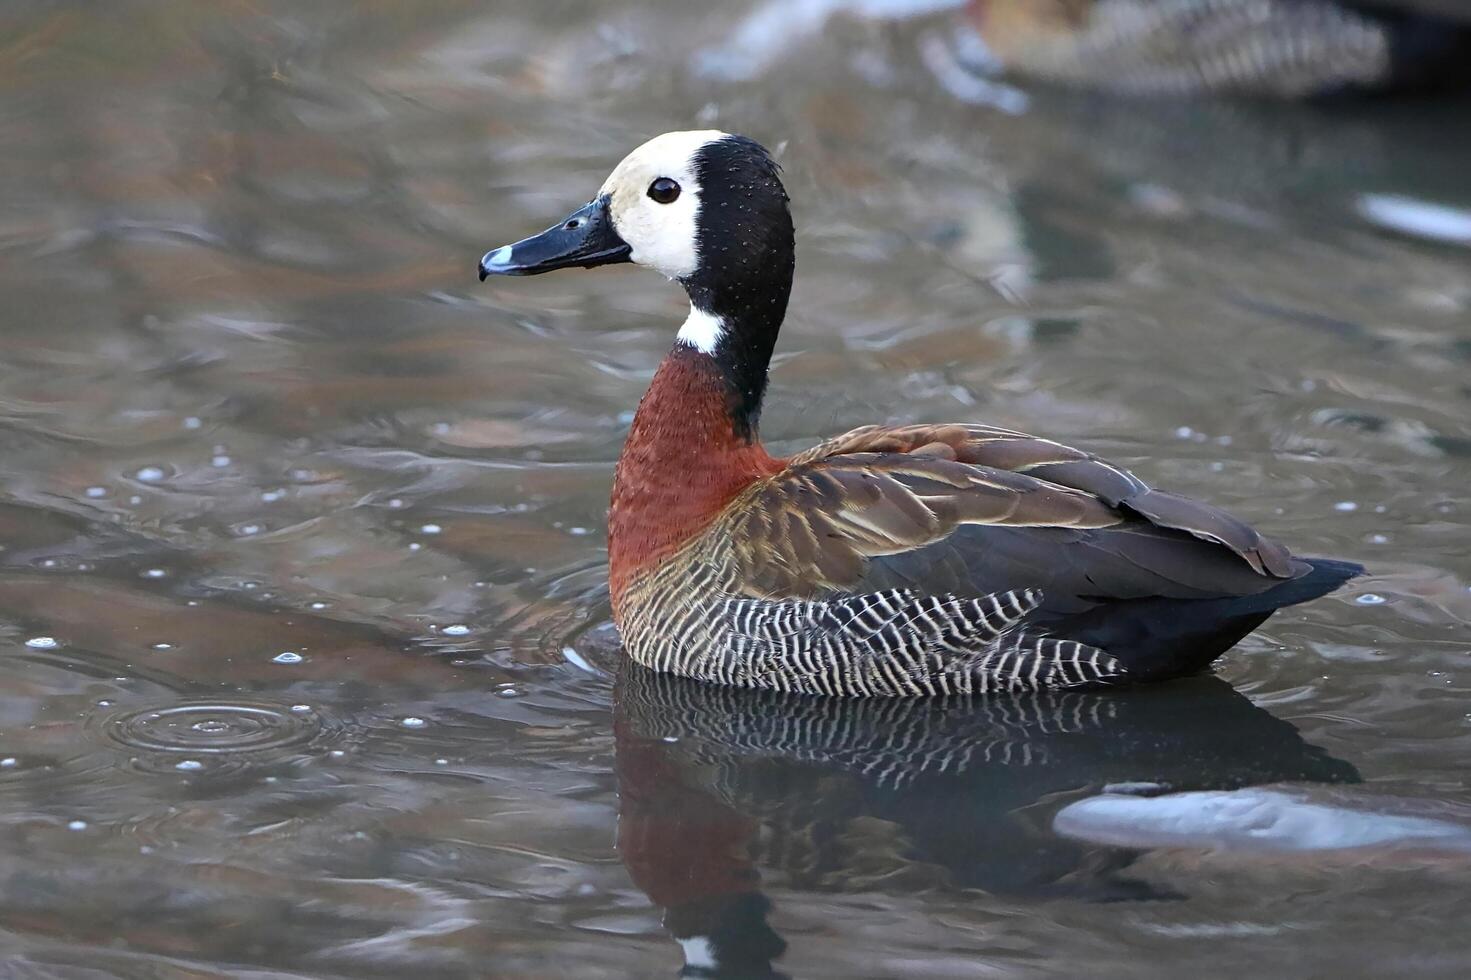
[102, 701, 323, 755]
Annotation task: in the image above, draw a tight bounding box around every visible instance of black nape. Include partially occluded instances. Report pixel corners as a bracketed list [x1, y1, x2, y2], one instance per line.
[681, 135, 795, 443]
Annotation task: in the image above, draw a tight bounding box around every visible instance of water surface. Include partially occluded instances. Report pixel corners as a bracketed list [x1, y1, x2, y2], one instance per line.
[1, 2, 1469, 976]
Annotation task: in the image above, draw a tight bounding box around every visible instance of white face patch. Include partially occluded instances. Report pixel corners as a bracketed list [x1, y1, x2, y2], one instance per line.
[675, 304, 726, 354]
[599, 130, 727, 280]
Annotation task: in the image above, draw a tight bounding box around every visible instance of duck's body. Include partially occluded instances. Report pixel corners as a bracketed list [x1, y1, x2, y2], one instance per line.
[480, 131, 1362, 696]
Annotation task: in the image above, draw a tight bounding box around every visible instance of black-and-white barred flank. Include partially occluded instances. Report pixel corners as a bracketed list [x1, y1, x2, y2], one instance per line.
[620, 551, 1127, 696]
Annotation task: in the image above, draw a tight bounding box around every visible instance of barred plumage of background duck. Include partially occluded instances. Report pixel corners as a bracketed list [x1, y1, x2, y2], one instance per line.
[965, 0, 1471, 97]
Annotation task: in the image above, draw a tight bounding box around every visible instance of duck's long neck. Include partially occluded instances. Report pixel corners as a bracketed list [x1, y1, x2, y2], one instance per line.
[679, 258, 791, 441]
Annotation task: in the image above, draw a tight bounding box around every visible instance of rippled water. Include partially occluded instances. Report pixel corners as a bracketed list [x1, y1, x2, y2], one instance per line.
[2, 2, 1470, 976]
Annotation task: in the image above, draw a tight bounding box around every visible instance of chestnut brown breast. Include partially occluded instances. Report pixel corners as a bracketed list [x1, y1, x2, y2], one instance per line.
[608, 347, 784, 620]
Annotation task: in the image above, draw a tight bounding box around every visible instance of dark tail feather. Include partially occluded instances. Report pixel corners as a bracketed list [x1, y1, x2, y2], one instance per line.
[1222, 557, 1366, 617]
[1060, 557, 1365, 682]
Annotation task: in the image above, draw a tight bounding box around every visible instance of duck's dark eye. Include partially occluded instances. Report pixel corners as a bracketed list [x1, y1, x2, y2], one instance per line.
[647, 177, 681, 204]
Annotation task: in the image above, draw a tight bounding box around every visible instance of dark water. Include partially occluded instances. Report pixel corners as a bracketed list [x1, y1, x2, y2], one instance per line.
[2, 2, 1470, 976]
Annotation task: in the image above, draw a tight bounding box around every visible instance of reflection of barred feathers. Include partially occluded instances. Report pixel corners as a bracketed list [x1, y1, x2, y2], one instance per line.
[968, 0, 1470, 97]
[619, 664, 1121, 795]
[613, 666, 1360, 906]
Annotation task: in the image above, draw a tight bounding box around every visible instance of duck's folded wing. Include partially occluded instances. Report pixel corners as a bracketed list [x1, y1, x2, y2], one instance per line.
[724, 424, 1303, 605]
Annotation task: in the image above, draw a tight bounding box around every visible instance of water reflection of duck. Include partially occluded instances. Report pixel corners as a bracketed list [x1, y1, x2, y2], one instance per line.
[478, 131, 1362, 696]
[613, 663, 1358, 978]
[965, 0, 1471, 97]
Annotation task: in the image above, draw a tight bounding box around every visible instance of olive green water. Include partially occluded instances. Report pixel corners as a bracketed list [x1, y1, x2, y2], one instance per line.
[2, 2, 1470, 977]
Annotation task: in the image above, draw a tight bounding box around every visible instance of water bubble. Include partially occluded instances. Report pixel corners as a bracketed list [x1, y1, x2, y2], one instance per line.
[96, 700, 113, 707]
[152, 643, 173, 651]
[272, 651, 303, 665]
[308, 601, 330, 611]
[330, 749, 346, 758]
[1334, 501, 1359, 512]
[142, 568, 168, 580]
[85, 486, 107, 498]
[175, 759, 204, 772]
[434, 758, 448, 765]
[496, 688, 518, 699]
[135, 466, 166, 483]
[290, 704, 311, 713]
[39, 559, 58, 569]
[0, 757, 17, 768]
[25, 636, 59, 650]
[67, 820, 88, 831]
[261, 489, 284, 502]
[183, 416, 202, 430]
[236, 524, 262, 536]
[419, 523, 442, 535]
[1369, 534, 1389, 544]
[129, 495, 143, 505]
[568, 526, 591, 536]
[387, 498, 405, 509]
[662, 736, 679, 743]
[442, 624, 471, 636]
[211, 455, 231, 468]
[400, 717, 427, 729]
[1356, 593, 1387, 605]
[408, 542, 422, 552]
[1174, 426, 1194, 439]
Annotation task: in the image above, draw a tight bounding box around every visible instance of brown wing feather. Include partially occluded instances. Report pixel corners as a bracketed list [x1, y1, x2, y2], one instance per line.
[790, 424, 1294, 576]
[725, 424, 1298, 601]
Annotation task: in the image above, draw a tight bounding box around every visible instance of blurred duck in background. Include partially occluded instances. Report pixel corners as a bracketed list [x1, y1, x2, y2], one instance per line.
[964, 0, 1471, 97]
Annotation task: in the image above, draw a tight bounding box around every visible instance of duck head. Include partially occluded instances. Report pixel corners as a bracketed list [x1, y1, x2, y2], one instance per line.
[480, 132, 795, 424]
